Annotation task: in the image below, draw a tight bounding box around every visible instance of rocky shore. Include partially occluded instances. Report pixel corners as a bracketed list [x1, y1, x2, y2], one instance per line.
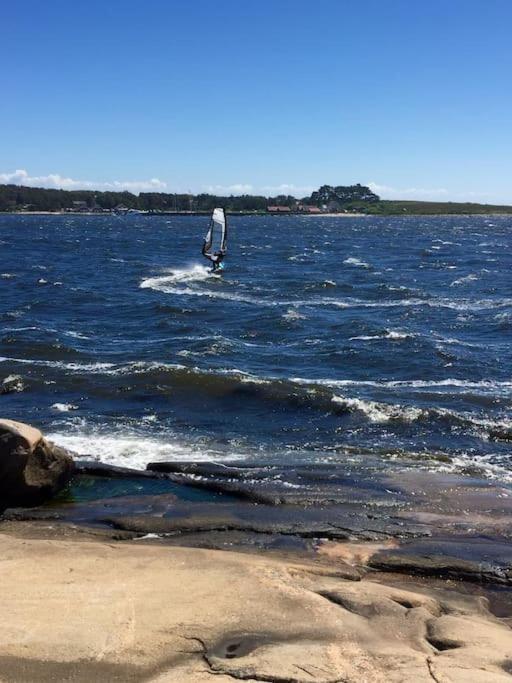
[1, 533, 512, 682]
[1, 419, 512, 681]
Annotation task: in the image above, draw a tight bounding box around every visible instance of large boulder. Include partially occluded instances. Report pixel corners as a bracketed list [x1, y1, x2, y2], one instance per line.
[0, 419, 75, 512]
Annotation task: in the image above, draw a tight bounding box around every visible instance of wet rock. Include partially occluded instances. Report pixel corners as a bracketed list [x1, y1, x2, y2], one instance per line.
[104, 514, 243, 536]
[76, 460, 168, 479]
[1, 508, 63, 522]
[103, 508, 423, 546]
[146, 459, 408, 508]
[0, 375, 25, 395]
[161, 473, 287, 505]
[148, 460, 276, 480]
[0, 419, 75, 511]
[177, 529, 316, 554]
[367, 537, 512, 586]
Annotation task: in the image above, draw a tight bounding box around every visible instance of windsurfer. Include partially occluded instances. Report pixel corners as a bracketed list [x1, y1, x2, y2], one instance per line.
[202, 246, 225, 272]
[202, 208, 227, 272]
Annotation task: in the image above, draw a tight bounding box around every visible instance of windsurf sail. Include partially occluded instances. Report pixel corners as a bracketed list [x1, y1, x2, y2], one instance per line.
[203, 208, 227, 255]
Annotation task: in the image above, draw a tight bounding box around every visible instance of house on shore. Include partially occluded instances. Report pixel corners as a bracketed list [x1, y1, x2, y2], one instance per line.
[267, 205, 324, 214]
[68, 200, 89, 212]
[297, 204, 322, 214]
[267, 205, 292, 213]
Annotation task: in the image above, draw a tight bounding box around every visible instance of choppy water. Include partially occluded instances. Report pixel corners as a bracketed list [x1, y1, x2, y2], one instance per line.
[1, 214, 511, 482]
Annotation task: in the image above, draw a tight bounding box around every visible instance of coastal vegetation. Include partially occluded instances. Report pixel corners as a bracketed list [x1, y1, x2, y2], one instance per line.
[1, 182, 512, 215]
[365, 199, 512, 215]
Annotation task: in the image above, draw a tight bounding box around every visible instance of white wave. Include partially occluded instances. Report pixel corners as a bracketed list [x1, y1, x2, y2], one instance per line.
[65, 330, 91, 340]
[1, 273, 15, 279]
[155, 285, 270, 305]
[0, 356, 276, 394]
[0, 356, 117, 372]
[282, 308, 306, 321]
[436, 453, 512, 483]
[141, 264, 212, 288]
[324, 296, 512, 311]
[2, 351, 511, 402]
[387, 331, 411, 340]
[433, 336, 481, 348]
[343, 257, 370, 268]
[141, 274, 274, 306]
[140, 270, 512, 312]
[0, 356, 191, 377]
[332, 394, 512, 439]
[290, 376, 512, 399]
[349, 330, 411, 341]
[51, 403, 79, 412]
[3, 326, 40, 332]
[459, 413, 512, 440]
[450, 273, 479, 287]
[46, 430, 242, 469]
[332, 395, 424, 423]
[215, 367, 272, 385]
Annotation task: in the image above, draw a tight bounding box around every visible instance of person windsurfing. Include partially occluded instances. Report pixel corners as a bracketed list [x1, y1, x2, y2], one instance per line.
[202, 248, 225, 272]
[202, 208, 227, 273]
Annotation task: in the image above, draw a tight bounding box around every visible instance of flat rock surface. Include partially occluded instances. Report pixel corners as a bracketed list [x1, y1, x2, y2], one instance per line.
[0, 533, 511, 682]
[145, 459, 409, 507]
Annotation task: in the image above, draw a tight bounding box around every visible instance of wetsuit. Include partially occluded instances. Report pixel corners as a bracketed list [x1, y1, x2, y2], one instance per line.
[202, 245, 225, 272]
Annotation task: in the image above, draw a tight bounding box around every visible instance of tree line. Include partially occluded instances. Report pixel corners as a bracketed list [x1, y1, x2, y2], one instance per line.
[0, 183, 379, 212]
[2, 183, 510, 215]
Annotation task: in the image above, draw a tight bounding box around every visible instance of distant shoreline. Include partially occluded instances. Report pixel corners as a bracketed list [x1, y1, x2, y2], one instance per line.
[3, 210, 512, 217]
[3, 182, 512, 217]
[1, 210, 367, 217]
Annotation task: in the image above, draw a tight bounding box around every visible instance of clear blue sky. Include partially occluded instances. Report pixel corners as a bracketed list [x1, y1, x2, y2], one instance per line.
[2, 0, 511, 201]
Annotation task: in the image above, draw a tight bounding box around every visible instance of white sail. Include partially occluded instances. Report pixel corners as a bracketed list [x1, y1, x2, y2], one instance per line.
[204, 208, 227, 253]
[212, 208, 225, 228]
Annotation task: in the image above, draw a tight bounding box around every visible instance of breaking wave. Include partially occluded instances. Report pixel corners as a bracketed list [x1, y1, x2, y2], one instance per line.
[140, 270, 512, 313]
[343, 257, 370, 268]
[291, 376, 512, 395]
[46, 428, 238, 470]
[5, 352, 510, 443]
[140, 264, 212, 287]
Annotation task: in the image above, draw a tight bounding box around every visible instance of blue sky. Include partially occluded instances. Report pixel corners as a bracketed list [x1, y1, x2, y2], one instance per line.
[2, 0, 511, 201]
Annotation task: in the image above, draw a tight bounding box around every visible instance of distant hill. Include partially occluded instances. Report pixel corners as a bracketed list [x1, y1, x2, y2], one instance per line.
[1, 182, 511, 215]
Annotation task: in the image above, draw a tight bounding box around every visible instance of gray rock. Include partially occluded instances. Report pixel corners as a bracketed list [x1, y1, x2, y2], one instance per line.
[76, 460, 167, 479]
[1, 375, 25, 395]
[0, 419, 75, 511]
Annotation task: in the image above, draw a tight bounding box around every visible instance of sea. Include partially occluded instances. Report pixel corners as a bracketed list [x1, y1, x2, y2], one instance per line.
[1, 213, 511, 486]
